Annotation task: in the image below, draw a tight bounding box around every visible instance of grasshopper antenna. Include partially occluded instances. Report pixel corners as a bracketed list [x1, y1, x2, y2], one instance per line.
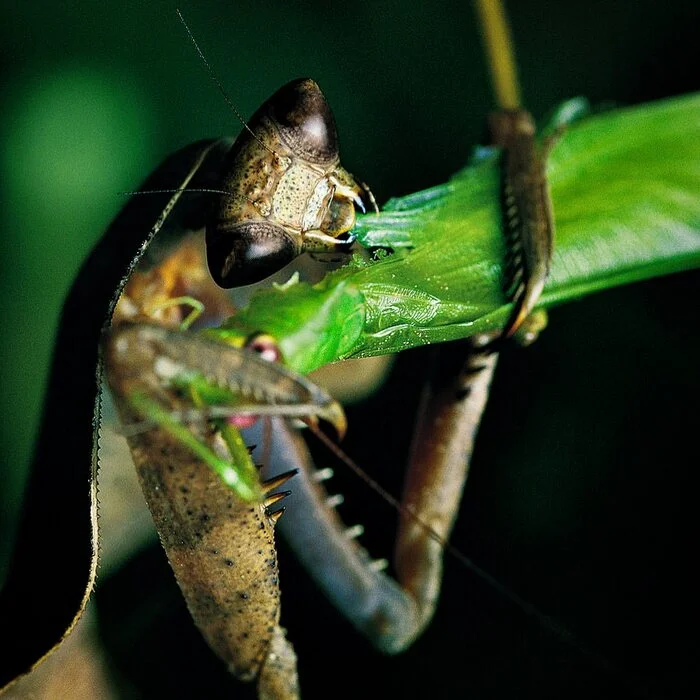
[175, 9, 282, 160]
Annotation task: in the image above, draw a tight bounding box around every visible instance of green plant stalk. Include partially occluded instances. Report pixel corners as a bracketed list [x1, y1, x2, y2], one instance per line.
[128, 391, 262, 502]
[217, 93, 699, 374]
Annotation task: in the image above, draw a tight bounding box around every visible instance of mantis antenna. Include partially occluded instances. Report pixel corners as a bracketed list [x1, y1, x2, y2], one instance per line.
[176, 8, 282, 161]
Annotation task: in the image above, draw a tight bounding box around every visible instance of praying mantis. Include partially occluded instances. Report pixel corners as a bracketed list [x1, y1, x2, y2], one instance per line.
[1, 0, 700, 696]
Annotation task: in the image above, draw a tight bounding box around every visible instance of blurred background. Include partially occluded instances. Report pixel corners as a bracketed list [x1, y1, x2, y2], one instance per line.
[1, 0, 698, 698]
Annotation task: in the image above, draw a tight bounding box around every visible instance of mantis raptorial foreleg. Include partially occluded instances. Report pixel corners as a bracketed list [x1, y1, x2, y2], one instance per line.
[104, 322, 349, 700]
[242, 339, 498, 653]
[475, 0, 555, 341]
[257, 0, 560, 649]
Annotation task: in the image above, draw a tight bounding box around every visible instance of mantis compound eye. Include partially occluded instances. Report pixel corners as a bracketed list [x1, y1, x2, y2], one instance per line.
[207, 221, 298, 288]
[268, 79, 340, 164]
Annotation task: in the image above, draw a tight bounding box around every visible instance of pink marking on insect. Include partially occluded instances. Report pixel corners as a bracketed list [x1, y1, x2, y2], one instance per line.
[226, 333, 283, 428]
[228, 415, 258, 429]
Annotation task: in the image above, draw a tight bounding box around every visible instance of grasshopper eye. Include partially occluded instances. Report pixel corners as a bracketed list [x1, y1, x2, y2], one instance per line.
[245, 333, 282, 363]
[206, 221, 298, 288]
[269, 79, 339, 164]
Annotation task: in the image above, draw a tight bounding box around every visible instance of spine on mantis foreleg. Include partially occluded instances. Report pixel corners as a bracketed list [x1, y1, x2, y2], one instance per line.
[104, 328, 300, 699]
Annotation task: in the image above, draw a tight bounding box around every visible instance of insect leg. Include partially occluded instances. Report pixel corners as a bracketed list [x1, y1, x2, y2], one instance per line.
[489, 109, 554, 339]
[393, 340, 498, 643]
[104, 323, 353, 699]
[249, 338, 498, 653]
[108, 374, 301, 698]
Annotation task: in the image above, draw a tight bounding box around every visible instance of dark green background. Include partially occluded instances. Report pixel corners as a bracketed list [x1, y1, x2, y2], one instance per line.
[1, 1, 698, 698]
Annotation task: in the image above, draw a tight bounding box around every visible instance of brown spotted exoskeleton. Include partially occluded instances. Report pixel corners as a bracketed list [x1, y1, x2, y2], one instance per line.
[206, 78, 377, 287]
